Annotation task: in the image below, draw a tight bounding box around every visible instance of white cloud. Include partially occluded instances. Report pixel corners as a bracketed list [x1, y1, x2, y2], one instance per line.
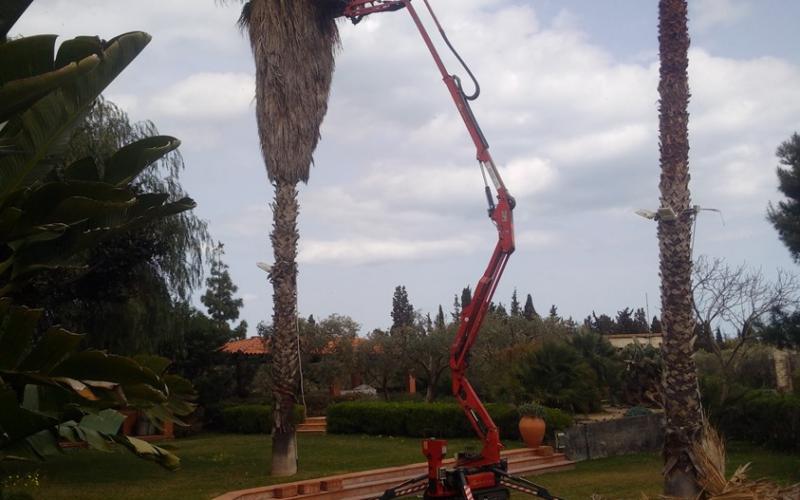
[546, 124, 653, 166]
[515, 230, 558, 248]
[13, 0, 246, 49]
[299, 236, 478, 265]
[692, 0, 752, 32]
[149, 72, 255, 119]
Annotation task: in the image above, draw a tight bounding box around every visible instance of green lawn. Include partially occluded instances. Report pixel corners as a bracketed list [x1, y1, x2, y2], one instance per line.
[2, 434, 797, 499]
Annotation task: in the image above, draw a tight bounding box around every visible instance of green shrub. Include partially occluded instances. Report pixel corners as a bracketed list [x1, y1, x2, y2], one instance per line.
[542, 407, 573, 436]
[624, 406, 652, 417]
[327, 402, 568, 441]
[221, 404, 305, 434]
[515, 342, 603, 414]
[517, 402, 547, 418]
[714, 389, 800, 452]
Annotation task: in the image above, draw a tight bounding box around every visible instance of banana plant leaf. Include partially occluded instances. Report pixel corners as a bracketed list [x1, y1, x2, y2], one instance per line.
[0, 31, 151, 198]
[0, 37, 100, 122]
[0, 302, 185, 468]
[0, 0, 33, 41]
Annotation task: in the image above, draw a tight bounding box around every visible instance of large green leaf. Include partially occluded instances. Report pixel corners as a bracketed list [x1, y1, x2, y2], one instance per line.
[111, 435, 180, 470]
[0, 35, 57, 85]
[53, 36, 105, 70]
[79, 409, 124, 435]
[14, 181, 133, 230]
[0, 37, 100, 123]
[0, 300, 41, 370]
[0, 0, 34, 41]
[103, 136, 181, 186]
[0, 31, 151, 198]
[0, 387, 55, 447]
[18, 326, 83, 374]
[51, 351, 165, 390]
[132, 355, 171, 376]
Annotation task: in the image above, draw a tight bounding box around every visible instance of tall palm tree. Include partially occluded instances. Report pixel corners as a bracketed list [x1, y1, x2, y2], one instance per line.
[234, 0, 339, 476]
[657, 0, 702, 496]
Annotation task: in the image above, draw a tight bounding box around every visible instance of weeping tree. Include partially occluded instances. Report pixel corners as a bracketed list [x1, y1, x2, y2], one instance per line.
[657, 0, 703, 496]
[232, 0, 340, 476]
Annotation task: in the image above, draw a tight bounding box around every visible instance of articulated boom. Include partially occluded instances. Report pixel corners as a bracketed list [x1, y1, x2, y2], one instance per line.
[337, 1, 557, 498]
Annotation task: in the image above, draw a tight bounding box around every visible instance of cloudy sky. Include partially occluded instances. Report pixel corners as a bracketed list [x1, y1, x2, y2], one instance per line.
[15, 0, 800, 335]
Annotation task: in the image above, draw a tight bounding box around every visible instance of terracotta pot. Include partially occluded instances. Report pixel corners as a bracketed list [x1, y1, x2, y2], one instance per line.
[518, 416, 546, 448]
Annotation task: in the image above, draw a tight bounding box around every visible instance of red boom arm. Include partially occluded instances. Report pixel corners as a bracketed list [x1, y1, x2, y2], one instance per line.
[339, 0, 517, 492]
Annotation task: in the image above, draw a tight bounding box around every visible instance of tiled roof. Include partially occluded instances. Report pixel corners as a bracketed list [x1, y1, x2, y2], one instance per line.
[219, 337, 269, 355]
[220, 335, 369, 356]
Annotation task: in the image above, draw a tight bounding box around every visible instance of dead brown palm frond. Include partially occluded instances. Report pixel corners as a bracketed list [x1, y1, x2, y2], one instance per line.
[246, 0, 341, 184]
[692, 419, 800, 500]
[641, 419, 799, 500]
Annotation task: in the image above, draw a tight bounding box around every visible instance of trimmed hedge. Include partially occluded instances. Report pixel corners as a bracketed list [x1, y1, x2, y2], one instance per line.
[221, 404, 305, 434]
[715, 390, 800, 452]
[327, 402, 572, 441]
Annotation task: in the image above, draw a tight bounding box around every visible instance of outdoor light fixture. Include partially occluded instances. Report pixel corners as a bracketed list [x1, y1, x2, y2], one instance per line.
[635, 207, 678, 222]
[635, 205, 723, 224]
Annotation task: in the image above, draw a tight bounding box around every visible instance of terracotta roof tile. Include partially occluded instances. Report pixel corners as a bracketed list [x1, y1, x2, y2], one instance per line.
[219, 337, 269, 355]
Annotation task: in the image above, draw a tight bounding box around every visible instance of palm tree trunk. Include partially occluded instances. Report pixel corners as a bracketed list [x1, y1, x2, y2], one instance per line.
[270, 179, 300, 476]
[657, 0, 702, 496]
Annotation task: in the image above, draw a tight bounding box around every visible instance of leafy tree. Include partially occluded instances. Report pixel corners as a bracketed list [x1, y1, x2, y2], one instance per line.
[461, 285, 473, 309]
[634, 308, 650, 332]
[435, 305, 446, 331]
[569, 332, 623, 400]
[767, 133, 800, 261]
[755, 308, 800, 350]
[401, 315, 451, 403]
[692, 255, 798, 403]
[620, 343, 663, 407]
[714, 327, 724, 345]
[510, 289, 521, 317]
[587, 312, 616, 335]
[299, 314, 359, 393]
[523, 293, 538, 320]
[494, 302, 507, 317]
[360, 328, 404, 401]
[13, 96, 210, 356]
[390, 285, 414, 331]
[616, 307, 637, 333]
[62, 96, 209, 300]
[651, 315, 663, 333]
[451, 294, 461, 322]
[201, 243, 245, 333]
[548, 305, 559, 321]
[515, 341, 602, 413]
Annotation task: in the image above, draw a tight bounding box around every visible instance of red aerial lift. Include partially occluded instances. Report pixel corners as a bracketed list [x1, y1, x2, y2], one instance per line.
[333, 1, 562, 498]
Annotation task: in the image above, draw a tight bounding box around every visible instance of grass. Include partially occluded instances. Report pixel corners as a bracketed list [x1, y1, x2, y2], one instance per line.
[2, 434, 797, 499]
[518, 441, 800, 500]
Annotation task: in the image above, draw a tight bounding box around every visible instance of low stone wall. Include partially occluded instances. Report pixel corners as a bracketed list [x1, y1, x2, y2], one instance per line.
[562, 413, 664, 461]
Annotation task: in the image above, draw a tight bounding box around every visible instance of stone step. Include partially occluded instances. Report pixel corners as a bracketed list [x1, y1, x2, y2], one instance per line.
[296, 417, 327, 434]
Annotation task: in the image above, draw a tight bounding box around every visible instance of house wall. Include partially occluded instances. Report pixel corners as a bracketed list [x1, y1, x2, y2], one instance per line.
[606, 334, 663, 349]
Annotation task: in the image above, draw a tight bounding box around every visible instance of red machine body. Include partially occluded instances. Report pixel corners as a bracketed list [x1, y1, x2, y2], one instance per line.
[335, 2, 556, 499]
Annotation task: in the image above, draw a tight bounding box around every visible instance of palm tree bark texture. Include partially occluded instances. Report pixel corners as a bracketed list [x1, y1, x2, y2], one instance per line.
[241, 0, 339, 476]
[657, 0, 703, 497]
